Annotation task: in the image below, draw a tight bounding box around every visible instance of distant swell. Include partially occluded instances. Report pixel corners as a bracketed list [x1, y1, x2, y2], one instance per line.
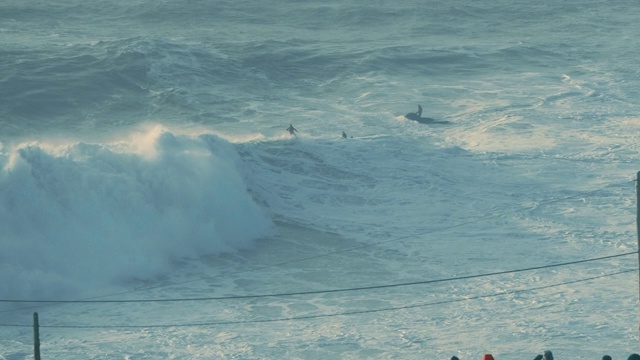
[0, 128, 274, 300]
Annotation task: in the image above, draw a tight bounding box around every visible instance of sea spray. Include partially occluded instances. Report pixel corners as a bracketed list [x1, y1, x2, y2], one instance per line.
[0, 129, 274, 300]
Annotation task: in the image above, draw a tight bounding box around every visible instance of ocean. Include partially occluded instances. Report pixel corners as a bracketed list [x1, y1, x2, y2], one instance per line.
[1, 0, 639, 358]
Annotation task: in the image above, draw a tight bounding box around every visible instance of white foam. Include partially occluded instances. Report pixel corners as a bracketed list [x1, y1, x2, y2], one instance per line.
[0, 129, 274, 300]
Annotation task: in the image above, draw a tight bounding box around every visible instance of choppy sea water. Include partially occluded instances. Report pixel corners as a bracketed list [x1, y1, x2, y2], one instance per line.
[1, 1, 640, 358]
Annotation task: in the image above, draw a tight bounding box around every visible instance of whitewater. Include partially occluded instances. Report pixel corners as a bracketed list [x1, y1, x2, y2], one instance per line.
[1, 1, 640, 359]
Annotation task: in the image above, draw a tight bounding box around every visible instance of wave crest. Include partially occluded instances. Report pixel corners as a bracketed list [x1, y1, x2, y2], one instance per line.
[0, 129, 274, 300]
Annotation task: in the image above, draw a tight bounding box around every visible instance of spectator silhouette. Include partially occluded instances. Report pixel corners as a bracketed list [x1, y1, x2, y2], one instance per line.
[482, 354, 495, 360]
[603, 356, 612, 360]
[628, 354, 640, 360]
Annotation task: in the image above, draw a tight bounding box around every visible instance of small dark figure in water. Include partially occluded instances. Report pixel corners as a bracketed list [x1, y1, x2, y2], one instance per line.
[403, 104, 449, 124]
[286, 124, 298, 136]
[342, 131, 347, 138]
[405, 104, 430, 122]
[405, 105, 422, 120]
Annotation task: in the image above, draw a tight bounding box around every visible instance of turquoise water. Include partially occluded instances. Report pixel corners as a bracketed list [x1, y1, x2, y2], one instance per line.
[1, 1, 640, 358]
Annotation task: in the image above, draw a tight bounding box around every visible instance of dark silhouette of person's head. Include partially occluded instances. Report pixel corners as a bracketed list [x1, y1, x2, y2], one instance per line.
[628, 354, 640, 360]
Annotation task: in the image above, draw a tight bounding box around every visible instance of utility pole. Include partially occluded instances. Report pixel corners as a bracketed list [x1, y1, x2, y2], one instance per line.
[33, 312, 41, 360]
[636, 171, 640, 341]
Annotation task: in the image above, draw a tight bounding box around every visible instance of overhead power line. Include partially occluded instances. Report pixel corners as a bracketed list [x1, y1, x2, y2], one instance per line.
[0, 269, 633, 329]
[0, 251, 634, 304]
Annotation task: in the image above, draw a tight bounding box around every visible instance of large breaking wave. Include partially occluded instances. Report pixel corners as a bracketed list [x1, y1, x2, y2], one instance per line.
[0, 128, 274, 300]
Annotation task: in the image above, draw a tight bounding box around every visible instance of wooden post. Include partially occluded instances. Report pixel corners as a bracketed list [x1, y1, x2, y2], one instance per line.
[637, 171, 640, 341]
[33, 312, 41, 360]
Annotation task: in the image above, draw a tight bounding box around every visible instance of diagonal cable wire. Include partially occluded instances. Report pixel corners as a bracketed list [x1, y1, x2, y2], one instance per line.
[1, 268, 633, 329]
[0, 251, 635, 304]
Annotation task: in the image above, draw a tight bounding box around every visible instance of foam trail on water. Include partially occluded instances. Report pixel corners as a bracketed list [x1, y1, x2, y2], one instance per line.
[0, 128, 274, 300]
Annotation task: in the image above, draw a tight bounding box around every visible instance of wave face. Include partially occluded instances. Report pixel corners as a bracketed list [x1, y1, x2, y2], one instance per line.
[0, 129, 274, 299]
